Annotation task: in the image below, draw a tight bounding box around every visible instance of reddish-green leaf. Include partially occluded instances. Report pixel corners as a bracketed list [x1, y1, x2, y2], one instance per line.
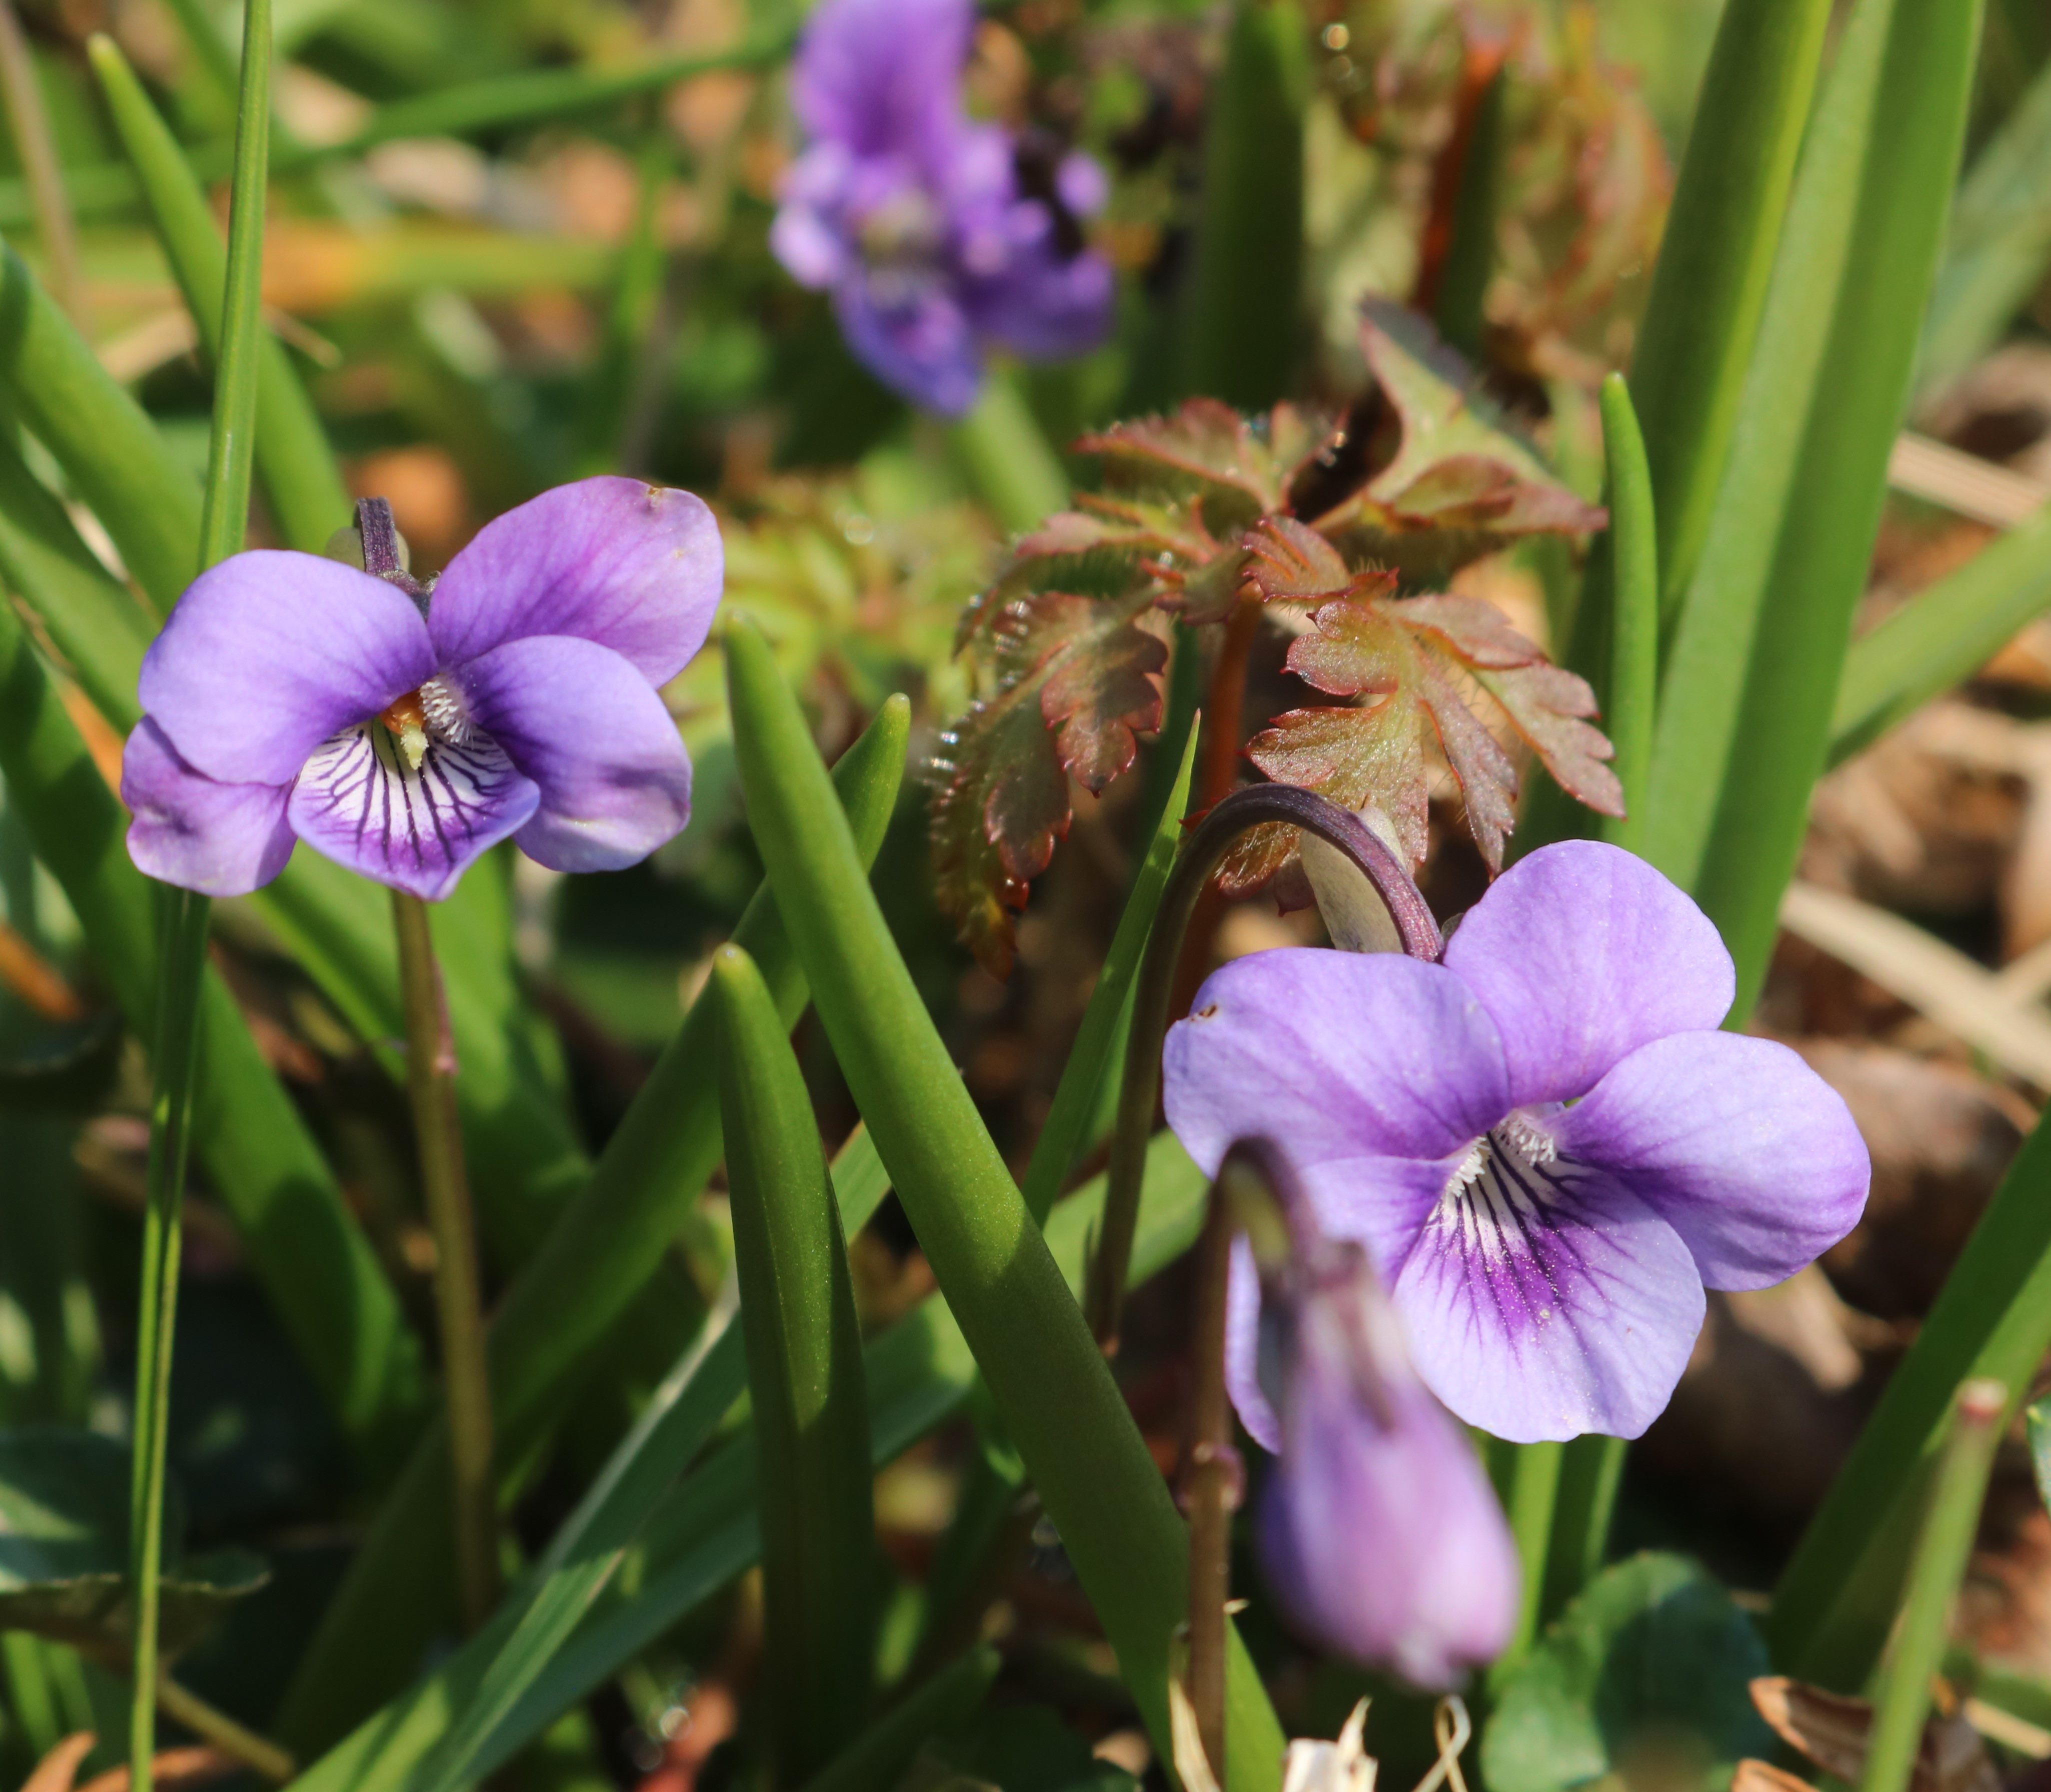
[933, 590, 1166, 976]
[1245, 546, 1622, 872]
[1311, 308, 1607, 584]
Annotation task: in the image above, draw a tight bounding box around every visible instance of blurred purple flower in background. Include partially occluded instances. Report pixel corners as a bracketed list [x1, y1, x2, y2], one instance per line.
[1243, 1150, 1520, 1686]
[1167, 842, 1871, 1446]
[770, 0, 1116, 415]
[123, 478, 722, 902]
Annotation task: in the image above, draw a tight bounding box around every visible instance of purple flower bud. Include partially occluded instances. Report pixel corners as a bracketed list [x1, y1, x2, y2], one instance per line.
[1254, 1227, 1521, 1688]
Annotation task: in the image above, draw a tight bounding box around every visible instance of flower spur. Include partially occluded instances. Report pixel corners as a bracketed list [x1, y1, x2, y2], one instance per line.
[123, 478, 722, 902]
[1164, 840, 1872, 1444]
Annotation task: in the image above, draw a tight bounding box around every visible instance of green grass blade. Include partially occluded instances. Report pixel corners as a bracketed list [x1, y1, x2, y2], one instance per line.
[89, 34, 352, 554]
[1684, 0, 1987, 1016]
[725, 620, 1286, 1787]
[1640, 0, 1907, 892]
[1018, 724, 1198, 1226]
[0, 238, 202, 612]
[1914, 52, 2051, 404]
[949, 368, 1069, 536]
[1433, 63, 1505, 362]
[290, 1128, 1207, 1792]
[399, 1304, 743, 1792]
[1829, 505, 2051, 763]
[1856, 1382, 2006, 1792]
[1597, 375, 1657, 855]
[1179, 0, 1307, 408]
[1769, 1117, 2051, 1685]
[716, 946, 875, 1781]
[131, 2, 273, 1778]
[0, 584, 426, 1464]
[0, 433, 151, 726]
[798, 1648, 1002, 1792]
[1628, 0, 1833, 616]
[274, 700, 910, 1760]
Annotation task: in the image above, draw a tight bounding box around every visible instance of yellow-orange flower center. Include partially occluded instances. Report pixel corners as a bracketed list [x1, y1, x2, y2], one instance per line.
[379, 690, 431, 770]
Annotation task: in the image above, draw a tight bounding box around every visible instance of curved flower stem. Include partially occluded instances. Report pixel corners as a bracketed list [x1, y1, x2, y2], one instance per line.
[1183, 1140, 1299, 1772]
[1084, 784, 1440, 1350]
[129, 1, 270, 1786]
[156, 1674, 294, 1783]
[392, 890, 500, 1632]
[1199, 600, 1260, 812]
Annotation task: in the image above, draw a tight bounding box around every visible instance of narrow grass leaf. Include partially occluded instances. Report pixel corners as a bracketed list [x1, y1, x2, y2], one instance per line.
[1597, 376, 1657, 855]
[1018, 724, 1198, 1224]
[1854, 1382, 2006, 1792]
[0, 239, 202, 612]
[0, 563, 426, 1464]
[274, 700, 910, 1760]
[1628, 0, 1833, 617]
[798, 1648, 1002, 1792]
[130, 5, 274, 1776]
[725, 620, 1286, 1787]
[1829, 505, 2051, 763]
[1179, 0, 1307, 408]
[1915, 52, 2051, 404]
[290, 1128, 1207, 1792]
[1770, 1116, 2051, 1686]
[89, 34, 353, 554]
[1640, 0, 1911, 892]
[1685, 0, 1988, 1014]
[716, 946, 876, 1780]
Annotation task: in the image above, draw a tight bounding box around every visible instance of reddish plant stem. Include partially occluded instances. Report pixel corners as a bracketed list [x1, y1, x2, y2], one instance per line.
[1200, 598, 1262, 812]
[1412, 32, 1511, 317]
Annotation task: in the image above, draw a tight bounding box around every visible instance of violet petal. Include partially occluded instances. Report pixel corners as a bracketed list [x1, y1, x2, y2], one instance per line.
[452, 634, 693, 874]
[791, 0, 972, 167]
[1442, 840, 1736, 1107]
[427, 478, 723, 688]
[122, 718, 296, 897]
[1393, 1156, 1705, 1442]
[837, 274, 985, 416]
[1555, 1030, 1872, 1292]
[286, 720, 538, 902]
[139, 552, 435, 787]
[1165, 949, 1512, 1173]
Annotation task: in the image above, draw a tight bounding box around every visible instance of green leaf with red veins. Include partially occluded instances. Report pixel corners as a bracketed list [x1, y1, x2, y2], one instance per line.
[1241, 546, 1622, 873]
[1076, 399, 1331, 536]
[933, 590, 1166, 977]
[958, 496, 1221, 652]
[1305, 310, 1606, 586]
[1238, 514, 1374, 606]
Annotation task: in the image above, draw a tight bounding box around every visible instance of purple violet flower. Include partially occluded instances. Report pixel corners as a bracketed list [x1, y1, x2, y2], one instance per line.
[1237, 1142, 1521, 1686]
[1165, 840, 1872, 1445]
[770, 0, 1116, 416]
[122, 478, 722, 902]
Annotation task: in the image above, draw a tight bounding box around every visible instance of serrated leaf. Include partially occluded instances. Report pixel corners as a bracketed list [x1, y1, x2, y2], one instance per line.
[1075, 400, 1332, 538]
[933, 592, 1166, 976]
[1240, 515, 1373, 605]
[961, 496, 1227, 649]
[1309, 308, 1606, 584]
[1251, 584, 1619, 872]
